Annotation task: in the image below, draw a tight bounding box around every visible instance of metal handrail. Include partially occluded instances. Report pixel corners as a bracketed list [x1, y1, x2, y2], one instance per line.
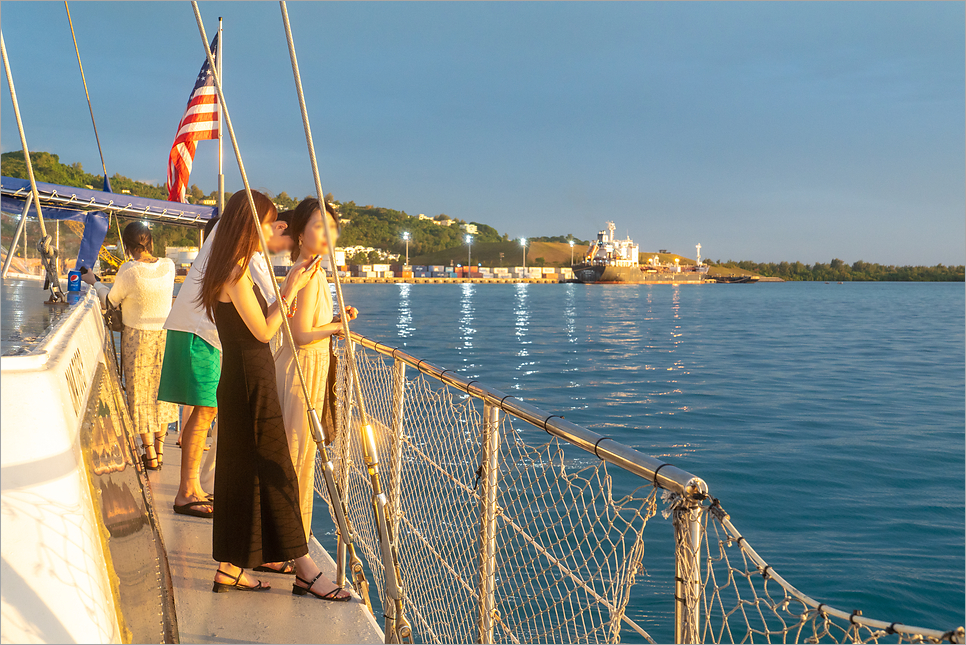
[0, 185, 210, 226]
[347, 330, 708, 502]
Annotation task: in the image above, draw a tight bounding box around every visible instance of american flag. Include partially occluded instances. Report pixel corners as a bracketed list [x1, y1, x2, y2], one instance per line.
[166, 34, 219, 203]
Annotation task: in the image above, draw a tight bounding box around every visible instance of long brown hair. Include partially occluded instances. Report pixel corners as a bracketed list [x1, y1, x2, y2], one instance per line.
[287, 197, 340, 262]
[198, 190, 277, 322]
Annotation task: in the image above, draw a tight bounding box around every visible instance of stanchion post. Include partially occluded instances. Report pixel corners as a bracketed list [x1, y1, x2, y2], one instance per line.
[673, 500, 703, 644]
[477, 403, 501, 644]
[389, 359, 406, 539]
[2, 193, 32, 278]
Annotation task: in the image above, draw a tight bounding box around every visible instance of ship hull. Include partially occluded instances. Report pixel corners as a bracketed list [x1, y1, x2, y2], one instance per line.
[574, 264, 704, 284]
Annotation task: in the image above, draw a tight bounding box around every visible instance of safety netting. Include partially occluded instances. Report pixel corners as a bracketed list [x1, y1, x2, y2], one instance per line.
[314, 337, 964, 645]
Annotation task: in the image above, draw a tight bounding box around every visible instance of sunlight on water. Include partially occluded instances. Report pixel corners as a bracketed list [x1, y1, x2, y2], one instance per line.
[317, 281, 964, 635]
[395, 282, 413, 339]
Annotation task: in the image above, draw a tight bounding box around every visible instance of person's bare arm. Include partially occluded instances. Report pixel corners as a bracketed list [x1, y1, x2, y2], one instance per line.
[226, 257, 322, 343]
[288, 278, 358, 346]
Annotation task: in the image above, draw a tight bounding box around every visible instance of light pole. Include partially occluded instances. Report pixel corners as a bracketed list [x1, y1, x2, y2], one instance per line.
[402, 232, 409, 266]
[466, 234, 472, 270]
[569, 238, 574, 266]
[520, 238, 527, 271]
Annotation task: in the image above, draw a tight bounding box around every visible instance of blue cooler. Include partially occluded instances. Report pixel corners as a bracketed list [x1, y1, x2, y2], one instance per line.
[67, 270, 82, 292]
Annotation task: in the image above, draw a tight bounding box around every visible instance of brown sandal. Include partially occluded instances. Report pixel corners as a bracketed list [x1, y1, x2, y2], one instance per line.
[212, 568, 270, 593]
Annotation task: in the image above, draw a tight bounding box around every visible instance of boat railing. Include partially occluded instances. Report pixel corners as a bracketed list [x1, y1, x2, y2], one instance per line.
[318, 332, 964, 644]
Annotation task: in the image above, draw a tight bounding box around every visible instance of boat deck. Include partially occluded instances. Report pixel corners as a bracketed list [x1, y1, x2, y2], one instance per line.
[0, 274, 75, 355]
[148, 428, 384, 643]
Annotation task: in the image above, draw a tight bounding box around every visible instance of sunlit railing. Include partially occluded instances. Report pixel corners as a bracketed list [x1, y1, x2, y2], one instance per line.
[315, 332, 964, 644]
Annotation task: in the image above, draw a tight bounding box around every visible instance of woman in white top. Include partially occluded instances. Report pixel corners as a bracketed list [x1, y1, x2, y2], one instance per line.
[275, 198, 358, 542]
[84, 222, 178, 470]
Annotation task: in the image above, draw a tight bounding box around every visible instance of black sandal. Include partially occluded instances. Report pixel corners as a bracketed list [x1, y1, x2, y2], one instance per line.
[212, 568, 270, 593]
[292, 572, 351, 601]
[173, 500, 213, 518]
[142, 446, 160, 471]
[154, 435, 165, 468]
[254, 560, 296, 575]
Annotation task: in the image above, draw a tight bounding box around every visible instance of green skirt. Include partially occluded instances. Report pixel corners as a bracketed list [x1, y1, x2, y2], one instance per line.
[157, 330, 221, 408]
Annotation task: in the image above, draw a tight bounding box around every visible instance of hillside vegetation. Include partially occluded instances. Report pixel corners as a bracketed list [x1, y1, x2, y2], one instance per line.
[713, 259, 964, 282]
[410, 241, 591, 267]
[3, 150, 961, 281]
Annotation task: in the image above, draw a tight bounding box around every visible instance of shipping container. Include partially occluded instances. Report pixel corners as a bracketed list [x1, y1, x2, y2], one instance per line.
[430, 265, 445, 272]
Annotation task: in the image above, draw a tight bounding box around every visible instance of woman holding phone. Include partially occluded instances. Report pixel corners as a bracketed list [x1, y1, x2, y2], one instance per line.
[275, 197, 358, 542]
[198, 190, 350, 600]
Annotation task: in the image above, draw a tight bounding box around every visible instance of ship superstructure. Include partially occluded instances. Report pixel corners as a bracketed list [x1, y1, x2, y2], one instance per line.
[585, 221, 640, 268]
[574, 221, 705, 284]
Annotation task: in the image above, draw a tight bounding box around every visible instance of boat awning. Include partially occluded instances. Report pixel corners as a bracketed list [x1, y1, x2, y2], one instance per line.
[1, 176, 216, 226]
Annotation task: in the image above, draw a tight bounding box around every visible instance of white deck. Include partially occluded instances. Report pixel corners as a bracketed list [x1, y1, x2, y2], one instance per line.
[149, 434, 383, 644]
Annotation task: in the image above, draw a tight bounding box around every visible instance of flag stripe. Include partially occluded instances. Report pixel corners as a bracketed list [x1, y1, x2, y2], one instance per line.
[166, 34, 219, 202]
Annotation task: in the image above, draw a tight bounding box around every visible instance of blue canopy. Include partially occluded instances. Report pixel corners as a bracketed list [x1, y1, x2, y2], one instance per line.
[1, 176, 216, 270]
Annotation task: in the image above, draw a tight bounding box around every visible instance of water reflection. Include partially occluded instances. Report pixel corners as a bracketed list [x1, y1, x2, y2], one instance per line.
[561, 283, 586, 409]
[458, 283, 477, 371]
[512, 283, 535, 388]
[396, 283, 414, 339]
[670, 285, 686, 374]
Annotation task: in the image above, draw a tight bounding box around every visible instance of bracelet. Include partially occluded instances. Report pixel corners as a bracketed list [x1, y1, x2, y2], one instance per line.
[286, 294, 298, 318]
[280, 295, 291, 317]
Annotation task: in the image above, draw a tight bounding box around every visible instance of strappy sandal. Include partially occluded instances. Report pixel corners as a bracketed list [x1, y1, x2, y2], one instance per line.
[254, 560, 296, 575]
[142, 446, 160, 471]
[292, 572, 352, 601]
[154, 435, 165, 468]
[212, 568, 270, 593]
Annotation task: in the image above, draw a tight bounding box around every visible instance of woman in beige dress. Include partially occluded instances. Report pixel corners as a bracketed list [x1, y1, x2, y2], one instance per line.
[275, 198, 358, 542]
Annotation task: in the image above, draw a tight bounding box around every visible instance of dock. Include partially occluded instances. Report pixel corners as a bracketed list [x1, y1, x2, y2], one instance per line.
[148, 433, 383, 644]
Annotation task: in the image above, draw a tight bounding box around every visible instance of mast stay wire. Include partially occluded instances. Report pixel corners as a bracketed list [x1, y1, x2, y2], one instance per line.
[64, 2, 112, 193]
[187, 1, 371, 612]
[278, 4, 412, 642]
[0, 32, 64, 302]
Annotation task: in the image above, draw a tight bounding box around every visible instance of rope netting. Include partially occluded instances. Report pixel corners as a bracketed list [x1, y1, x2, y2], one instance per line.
[314, 338, 963, 645]
[318, 338, 659, 644]
[663, 492, 965, 645]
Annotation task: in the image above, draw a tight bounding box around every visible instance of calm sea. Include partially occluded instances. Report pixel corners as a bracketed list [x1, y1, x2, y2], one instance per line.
[313, 281, 964, 640]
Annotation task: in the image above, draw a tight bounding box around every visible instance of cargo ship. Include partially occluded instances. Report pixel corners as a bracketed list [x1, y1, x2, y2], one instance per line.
[573, 221, 706, 284]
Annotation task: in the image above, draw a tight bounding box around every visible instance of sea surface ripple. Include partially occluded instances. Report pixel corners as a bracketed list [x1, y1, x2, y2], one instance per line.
[316, 281, 964, 638]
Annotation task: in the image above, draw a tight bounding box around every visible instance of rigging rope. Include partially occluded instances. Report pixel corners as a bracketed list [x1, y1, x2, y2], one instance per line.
[0, 31, 63, 301]
[276, 2, 370, 429]
[188, 3, 314, 411]
[278, 5, 412, 641]
[189, 0, 374, 614]
[64, 2, 112, 192]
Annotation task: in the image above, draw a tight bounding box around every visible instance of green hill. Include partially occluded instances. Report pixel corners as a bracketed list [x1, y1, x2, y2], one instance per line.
[8, 150, 959, 281]
[410, 240, 591, 268]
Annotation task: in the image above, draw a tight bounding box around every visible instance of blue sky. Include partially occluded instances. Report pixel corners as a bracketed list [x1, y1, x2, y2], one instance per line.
[2, 2, 963, 265]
